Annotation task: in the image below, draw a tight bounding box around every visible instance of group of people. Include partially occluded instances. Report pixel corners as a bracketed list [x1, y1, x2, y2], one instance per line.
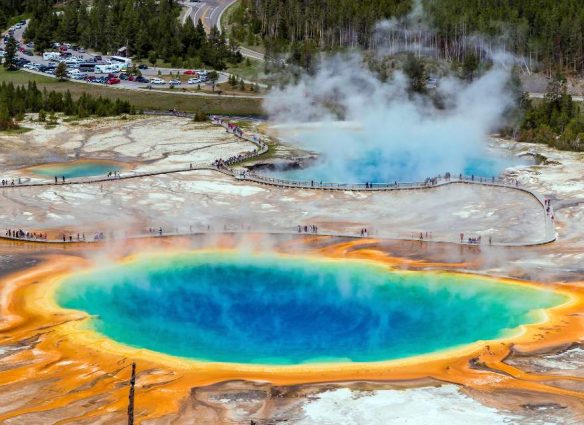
[360, 228, 369, 237]
[298, 224, 318, 234]
[147, 227, 164, 236]
[3, 229, 110, 243]
[5, 229, 47, 240]
[545, 199, 554, 221]
[459, 233, 492, 245]
[54, 176, 66, 183]
[58, 233, 105, 242]
[107, 171, 121, 178]
[1, 178, 20, 186]
[213, 149, 257, 169]
[225, 122, 244, 138]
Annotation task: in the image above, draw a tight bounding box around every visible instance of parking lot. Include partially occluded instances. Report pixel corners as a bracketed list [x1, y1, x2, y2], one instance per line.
[1, 20, 228, 91]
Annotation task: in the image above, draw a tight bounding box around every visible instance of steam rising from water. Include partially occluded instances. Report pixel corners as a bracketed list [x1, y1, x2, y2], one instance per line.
[264, 52, 516, 183]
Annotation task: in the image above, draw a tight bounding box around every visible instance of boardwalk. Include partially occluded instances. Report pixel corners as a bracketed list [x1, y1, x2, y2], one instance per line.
[0, 114, 556, 247]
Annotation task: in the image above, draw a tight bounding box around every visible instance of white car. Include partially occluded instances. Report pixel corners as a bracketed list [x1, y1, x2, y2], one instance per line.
[169, 79, 181, 85]
[187, 78, 201, 84]
[150, 78, 166, 84]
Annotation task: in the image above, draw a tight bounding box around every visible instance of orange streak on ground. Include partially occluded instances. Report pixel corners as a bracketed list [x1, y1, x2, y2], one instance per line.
[1, 240, 584, 423]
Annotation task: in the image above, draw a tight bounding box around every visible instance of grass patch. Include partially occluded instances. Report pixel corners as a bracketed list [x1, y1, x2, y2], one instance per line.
[0, 68, 264, 116]
[238, 140, 278, 165]
[0, 126, 33, 135]
[225, 58, 266, 83]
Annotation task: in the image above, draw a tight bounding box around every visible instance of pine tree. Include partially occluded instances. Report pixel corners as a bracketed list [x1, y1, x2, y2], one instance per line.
[55, 62, 68, 81]
[3, 36, 17, 70]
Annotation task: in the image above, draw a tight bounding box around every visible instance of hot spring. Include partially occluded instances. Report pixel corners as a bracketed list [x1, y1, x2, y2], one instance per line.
[28, 160, 126, 179]
[56, 252, 565, 365]
[262, 124, 532, 183]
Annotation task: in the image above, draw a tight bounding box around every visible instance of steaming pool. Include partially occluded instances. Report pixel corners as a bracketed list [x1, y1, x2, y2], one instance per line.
[263, 125, 532, 183]
[56, 252, 565, 365]
[27, 160, 126, 179]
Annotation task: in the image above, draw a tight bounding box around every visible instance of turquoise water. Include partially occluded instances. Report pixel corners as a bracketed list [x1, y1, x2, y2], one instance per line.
[56, 253, 565, 365]
[262, 154, 529, 183]
[30, 161, 124, 178]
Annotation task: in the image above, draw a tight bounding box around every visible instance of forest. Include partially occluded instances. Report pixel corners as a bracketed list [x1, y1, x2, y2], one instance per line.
[517, 76, 584, 152]
[21, 0, 242, 69]
[0, 0, 32, 30]
[229, 0, 584, 73]
[0, 81, 134, 130]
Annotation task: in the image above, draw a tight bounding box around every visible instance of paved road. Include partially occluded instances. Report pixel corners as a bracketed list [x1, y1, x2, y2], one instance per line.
[180, 0, 265, 61]
[528, 92, 584, 102]
[180, 0, 236, 31]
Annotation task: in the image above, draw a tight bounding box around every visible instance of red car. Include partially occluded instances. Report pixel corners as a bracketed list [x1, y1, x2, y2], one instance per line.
[184, 70, 196, 75]
[128, 75, 136, 81]
[106, 77, 121, 85]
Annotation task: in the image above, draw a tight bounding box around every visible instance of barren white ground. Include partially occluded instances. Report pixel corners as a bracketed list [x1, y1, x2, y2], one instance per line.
[0, 116, 547, 244]
[2, 117, 583, 424]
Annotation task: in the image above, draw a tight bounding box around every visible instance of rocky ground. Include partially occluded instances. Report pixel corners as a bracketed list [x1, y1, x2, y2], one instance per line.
[1, 117, 584, 424]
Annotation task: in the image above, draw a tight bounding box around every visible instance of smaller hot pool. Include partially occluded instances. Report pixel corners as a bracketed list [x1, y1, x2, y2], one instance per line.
[27, 160, 127, 179]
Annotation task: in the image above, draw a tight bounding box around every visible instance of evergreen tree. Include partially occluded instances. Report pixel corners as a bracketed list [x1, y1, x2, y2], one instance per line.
[3, 36, 17, 70]
[55, 62, 68, 81]
[208, 71, 219, 93]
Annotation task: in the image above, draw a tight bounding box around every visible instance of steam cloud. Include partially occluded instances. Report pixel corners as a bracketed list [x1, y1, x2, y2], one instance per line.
[264, 41, 518, 184]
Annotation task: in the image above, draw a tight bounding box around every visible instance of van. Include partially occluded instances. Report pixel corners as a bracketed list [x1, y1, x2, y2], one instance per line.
[43, 52, 60, 61]
[95, 64, 115, 74]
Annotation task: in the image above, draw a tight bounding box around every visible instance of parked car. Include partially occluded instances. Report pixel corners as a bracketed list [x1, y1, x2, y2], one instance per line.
[118, 73, 129, 80]
[150, 78, 166, 84]
[106, 77, 121, 85]
[94, 55, 102, 61]
[187, 78, 201, 84]
[135, 76, 149, 83]
[169, 79, 181, 85]
[85, 75, 96, 82]
[128, 75, 136, 81]
[138, 64, 148, 69]
[184, 70, 196, 75]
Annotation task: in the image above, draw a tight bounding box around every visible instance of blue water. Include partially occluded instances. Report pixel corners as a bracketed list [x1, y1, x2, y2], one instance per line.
[56, 253, 564, 365]
[30, 161, 124, 178]
[262, 153, 527, 183]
